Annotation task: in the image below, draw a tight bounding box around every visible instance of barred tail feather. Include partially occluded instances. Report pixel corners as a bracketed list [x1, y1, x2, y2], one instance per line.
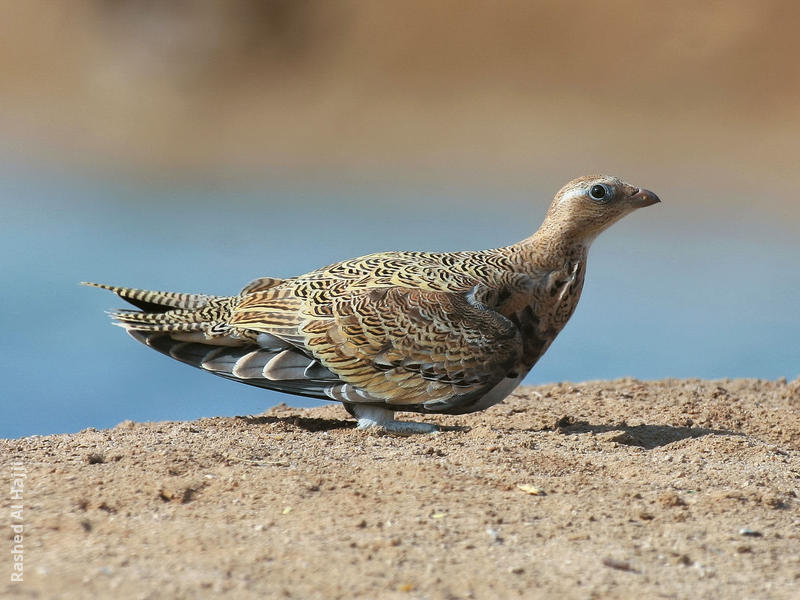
[81, 282, 220, 312]
[86, 281, 241, 340]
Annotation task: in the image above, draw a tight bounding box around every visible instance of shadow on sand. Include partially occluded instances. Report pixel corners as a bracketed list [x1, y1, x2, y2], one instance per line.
[236, 414, 470, 434]
[237, 414, 744, 446]
[553, 417, 743, 450]
[237, 414, 355, 432]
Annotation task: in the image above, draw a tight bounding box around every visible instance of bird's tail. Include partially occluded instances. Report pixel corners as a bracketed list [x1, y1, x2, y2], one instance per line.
[83, 280, 339, 400]
[82, 281, 237, 338]
[81, 282, 221, 313]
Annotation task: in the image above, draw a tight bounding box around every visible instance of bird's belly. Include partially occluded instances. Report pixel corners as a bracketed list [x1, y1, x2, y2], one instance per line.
[468, 373, 526, 412]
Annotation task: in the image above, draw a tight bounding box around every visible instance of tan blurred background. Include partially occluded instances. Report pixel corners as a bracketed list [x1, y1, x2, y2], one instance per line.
[2, 0, 800, 215]
[3, 1, 799, 437]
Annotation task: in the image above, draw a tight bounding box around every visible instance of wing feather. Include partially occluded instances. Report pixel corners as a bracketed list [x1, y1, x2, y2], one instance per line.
[229, 283, 522, 412]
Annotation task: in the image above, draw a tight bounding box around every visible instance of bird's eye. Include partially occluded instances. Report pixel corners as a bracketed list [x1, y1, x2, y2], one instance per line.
[588, 183, 613, 202]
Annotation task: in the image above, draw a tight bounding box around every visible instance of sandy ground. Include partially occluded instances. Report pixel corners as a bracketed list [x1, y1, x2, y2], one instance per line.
[2, 378, 799, 599]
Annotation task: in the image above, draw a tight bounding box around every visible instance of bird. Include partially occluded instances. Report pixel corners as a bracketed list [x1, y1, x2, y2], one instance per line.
[85, 175, 659, 434]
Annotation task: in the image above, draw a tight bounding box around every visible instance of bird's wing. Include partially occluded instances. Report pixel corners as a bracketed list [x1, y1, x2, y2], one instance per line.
[229, 283, 522, 411]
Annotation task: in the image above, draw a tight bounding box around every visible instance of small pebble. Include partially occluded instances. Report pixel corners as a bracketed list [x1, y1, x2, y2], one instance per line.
[517, 484, 546, 496]
[602, 558, 637, 573]
[486, 528, 503, 544]
[84, 452, 105, 465]
[739, 529, 763, 537]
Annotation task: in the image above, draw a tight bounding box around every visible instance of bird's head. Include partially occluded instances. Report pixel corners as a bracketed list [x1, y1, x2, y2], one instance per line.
[542, 175, 660, 244]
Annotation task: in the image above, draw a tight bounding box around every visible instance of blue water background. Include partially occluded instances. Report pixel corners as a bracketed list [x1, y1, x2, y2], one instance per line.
[2, 167, 798, 438]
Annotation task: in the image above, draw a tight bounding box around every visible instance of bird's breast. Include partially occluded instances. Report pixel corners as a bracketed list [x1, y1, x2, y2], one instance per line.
[502, 258, 587, 370]
[546, 259, 586, 329]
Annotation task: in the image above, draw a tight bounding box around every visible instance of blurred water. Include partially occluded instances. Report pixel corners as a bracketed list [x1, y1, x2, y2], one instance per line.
[1, 167, 798, 438]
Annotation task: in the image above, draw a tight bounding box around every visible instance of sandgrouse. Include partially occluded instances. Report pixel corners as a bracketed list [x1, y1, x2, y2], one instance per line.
[86, 175, 659, 434]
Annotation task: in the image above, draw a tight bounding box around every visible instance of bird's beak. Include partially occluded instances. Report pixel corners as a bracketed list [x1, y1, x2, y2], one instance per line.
[628, 188, 661, 208]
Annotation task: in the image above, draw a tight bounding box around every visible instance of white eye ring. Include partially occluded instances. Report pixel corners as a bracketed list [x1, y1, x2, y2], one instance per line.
[588, 183, 613, 202]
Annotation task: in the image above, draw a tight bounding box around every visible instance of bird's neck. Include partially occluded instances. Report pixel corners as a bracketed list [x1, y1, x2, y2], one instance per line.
[510, 225, 592, 273]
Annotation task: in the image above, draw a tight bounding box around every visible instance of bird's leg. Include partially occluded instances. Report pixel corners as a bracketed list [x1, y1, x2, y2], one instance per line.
[349, 405, 439, 435]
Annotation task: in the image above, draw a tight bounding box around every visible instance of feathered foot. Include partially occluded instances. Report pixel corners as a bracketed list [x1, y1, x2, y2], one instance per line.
[350, 405, 439, 435]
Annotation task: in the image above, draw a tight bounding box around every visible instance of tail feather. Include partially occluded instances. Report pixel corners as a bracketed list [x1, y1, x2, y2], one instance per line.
[82, 282, 220, 313]
[109, 308, 205, 329]
[110, 315, 209, 334]
[86, 280, 349, 400]
[86, 281, 238, 339]
[130, 331, 342, 400]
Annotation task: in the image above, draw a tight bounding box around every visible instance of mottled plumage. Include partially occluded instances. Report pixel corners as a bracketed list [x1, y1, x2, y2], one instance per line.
[85, 175, 659, 434]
